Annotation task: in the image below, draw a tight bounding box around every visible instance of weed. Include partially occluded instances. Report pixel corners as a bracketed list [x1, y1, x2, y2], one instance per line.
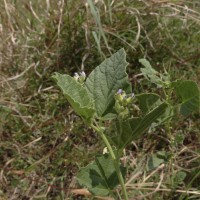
[0, 0, 200, 199]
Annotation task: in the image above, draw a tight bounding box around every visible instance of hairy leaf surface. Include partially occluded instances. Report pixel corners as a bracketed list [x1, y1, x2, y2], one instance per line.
[85, 49, 132, 117]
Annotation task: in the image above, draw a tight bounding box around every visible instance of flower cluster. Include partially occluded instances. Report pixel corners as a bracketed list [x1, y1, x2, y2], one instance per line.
[73, 71, 86, 84]
[114, 89, 135, 118]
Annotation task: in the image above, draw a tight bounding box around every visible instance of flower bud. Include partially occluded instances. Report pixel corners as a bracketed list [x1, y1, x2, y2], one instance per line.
[119, 107, 129, 119]
[126, 93, 135, 104]
[79, 71, 86, 84]
[115, 89, 126, 102]
[115, 101, 125, 113]
[80, 71, 86, 78]
[122, 95, 128, 106]
[117, 89, 123, 94]
[74, 72, 80, 81]
[103, 147, 108, 154]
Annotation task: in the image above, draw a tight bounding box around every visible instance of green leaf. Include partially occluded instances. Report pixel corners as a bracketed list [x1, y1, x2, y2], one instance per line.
[110, 103, 168, 150]
[130, 103, 168, 141]
[77, 154, 126, 196]
[136, 93, 161, 114]
[172, 171, 187, 188]
[172, 80, 200, 116]
[147, 151, 167, 171]
[174, 133, 185, 145]
[100, 113, 117, 120]
[139, 59, 163, 87]
[52, 73, 95, 120]
[85, 49, 132, 118]
[109, 118, 141, 150]
[174, 171, 187, 183]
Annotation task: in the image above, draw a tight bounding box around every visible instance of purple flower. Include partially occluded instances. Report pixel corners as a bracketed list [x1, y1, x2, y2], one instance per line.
[117, 89, 123, 94]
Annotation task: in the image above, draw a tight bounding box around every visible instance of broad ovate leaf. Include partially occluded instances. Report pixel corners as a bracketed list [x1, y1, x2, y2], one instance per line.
[77, 154, 126, 196]
[109, 117, 141, 151]
[136, 93, 161, 114]
[139, 59, 163, 87]
[85, 49, 132, 118]
[130, 102, 168, 141]
[109, 102, 168, 150]
[147, 151, 168, 171]
[139, 59, 170, 88]
[53, 73, 95, 121]
[172, 80, 200, 116]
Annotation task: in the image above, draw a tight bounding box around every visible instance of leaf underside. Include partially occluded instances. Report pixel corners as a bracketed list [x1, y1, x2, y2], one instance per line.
[172, 80, 200, 116]
[77, 154, 126, 196]
[139, 58, 163, 87]
[52, 73, 95, 120]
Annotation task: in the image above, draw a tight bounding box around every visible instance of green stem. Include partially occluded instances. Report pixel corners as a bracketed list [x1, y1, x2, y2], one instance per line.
[163, 87, 175, 186]
[91, 123, 129, 200]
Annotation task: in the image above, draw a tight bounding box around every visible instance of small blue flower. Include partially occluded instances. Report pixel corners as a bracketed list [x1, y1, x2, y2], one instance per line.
[117, 89, 123, 94]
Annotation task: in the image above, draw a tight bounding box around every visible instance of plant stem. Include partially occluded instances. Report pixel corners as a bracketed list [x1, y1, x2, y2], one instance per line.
[114, 159, 129, 200]
[91, 123, 129, 200]
[91, 123, 116, 159]
[163, 87, 175, 186]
